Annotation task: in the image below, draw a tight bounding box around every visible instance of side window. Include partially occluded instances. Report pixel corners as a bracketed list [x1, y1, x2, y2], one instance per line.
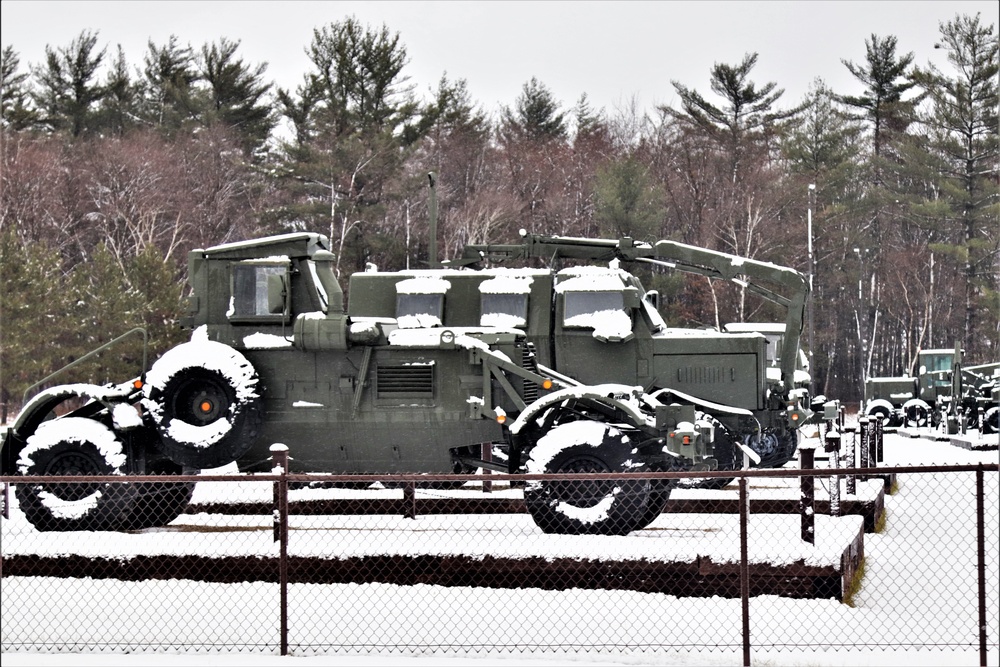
[563, 291, 626, 328]
[480, 293, 528, 328]
[396, 294, 444, 328]
[231, 262, 289, 322]
[395, 277, 450, 328]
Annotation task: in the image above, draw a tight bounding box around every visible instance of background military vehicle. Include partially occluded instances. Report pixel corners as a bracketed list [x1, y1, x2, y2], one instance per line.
[350, 231, 820, 486]
[2, 232, 715, 536]
[864, 344, 999, 432]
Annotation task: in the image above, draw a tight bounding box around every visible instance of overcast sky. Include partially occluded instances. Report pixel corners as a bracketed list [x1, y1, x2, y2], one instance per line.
[2, 0, 998, 120]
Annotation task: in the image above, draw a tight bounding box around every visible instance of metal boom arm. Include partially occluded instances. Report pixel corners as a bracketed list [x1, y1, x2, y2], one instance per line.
[455, 233, 809, 393]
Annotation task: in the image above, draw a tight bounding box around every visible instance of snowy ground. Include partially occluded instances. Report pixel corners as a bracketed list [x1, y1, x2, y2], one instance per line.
[2, 429, 998, 667]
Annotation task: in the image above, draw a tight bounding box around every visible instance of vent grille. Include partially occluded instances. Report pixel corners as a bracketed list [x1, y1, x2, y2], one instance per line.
[377, 364, 434, 398]
[677, 366, 727, 384]
[522, 344, 540, 403]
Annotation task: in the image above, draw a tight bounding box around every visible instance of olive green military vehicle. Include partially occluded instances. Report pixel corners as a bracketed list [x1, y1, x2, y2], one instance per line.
[350, 232, 820, 485]
[2, 232, 717, 536]
[864, 344, 999, 432]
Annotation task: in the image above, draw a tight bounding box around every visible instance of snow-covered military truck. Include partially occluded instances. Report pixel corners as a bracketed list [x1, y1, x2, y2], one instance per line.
[1, 232, 717, 535]
[349, 232, 820, 486]
[863, 344, 999, 432]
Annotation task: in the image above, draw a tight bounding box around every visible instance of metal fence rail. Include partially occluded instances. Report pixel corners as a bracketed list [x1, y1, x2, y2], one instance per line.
[1, 459, 997, 665]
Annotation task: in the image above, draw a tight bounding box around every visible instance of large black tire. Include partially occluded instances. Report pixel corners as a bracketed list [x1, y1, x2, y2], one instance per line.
[143, 341, 262, 469]
[865, 404, 895, 428]
[119, 459, 197, 531]
[679, 414, 736, 491]
[634, 478, 674, 530]
[903, 400, 930, 428]
[751, 429, 798, 469]
[15, 418, 137, 532]
[524, 420, 651, 535]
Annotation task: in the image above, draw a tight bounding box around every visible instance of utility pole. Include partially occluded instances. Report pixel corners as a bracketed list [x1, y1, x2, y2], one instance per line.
[807, 183, 816, 397]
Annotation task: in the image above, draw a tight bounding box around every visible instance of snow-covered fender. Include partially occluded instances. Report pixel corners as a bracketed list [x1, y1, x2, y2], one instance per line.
[508, 383, 652, 437]
[1, 382, 140, 475]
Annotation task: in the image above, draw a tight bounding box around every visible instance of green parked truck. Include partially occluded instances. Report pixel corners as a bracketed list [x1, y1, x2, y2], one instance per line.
[2, 232, 717, 536]
[864, 344, 999, 432]
[350, 231, 821, 483]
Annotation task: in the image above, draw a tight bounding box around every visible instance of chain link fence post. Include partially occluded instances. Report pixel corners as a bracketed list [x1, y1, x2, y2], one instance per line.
[739, 475, 750, 667]
[859, 416, 870, 480]
[270, 444, 289, 657]
[826, 430, 841, 517]
[977, 464, 987, 666]
[800, 446, 815, 545]
[482, 442, 493, 494]
[847, 421, 857, 496]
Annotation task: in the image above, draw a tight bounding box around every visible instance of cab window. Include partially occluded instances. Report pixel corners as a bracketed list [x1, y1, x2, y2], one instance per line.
[481, 293, 528, 328]
[231, 262, 288, 321]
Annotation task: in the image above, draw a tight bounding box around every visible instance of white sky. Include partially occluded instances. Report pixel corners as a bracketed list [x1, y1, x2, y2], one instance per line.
[1, 0, 998, 119]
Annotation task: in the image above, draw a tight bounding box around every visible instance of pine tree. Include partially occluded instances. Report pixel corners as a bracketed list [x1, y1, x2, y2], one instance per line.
[593, 157, 663, 240]
[0, 229, 72, 420]
[911, 13, 999, 356]
[142, 35, 200, 131]
[274, 17, 418, 277]
[670, 53, 804, 182]
[501, 77, 567, 142]
[31, 30, 107, 137]
[840, 34, 920, 162]
[99, 45, 142, 136]
[198, 37, 274, 155]
[1, 45, 38, 131]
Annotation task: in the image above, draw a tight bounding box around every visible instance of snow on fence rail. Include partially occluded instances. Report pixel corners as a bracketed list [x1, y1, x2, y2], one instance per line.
[1, 457, 997, 665]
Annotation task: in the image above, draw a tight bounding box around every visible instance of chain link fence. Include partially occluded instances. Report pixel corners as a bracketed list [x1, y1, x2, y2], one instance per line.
[1, 443, 997, 665]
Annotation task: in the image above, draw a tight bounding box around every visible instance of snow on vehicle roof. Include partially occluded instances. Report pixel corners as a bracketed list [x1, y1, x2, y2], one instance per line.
[395, 277, 451, 294]
[200, 232, 323, 254]
[480, 273, 535, 294]
[724, 322, 786, 334]
[555, 266, 629, 293]
[236, 256, 291, 265]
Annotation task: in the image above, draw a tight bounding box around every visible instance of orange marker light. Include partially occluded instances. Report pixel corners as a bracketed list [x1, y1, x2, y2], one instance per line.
[542, 379, 553, 390]
[200, 401, 213, 413]
[683, 435, 691, 445]
[496, 414, 507, 424]
[133, 380, 143, 389]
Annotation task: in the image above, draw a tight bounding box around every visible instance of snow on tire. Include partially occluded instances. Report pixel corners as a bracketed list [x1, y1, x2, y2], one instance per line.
[142, 340, 262, 469]
[15, 417, 136, 532]
[523, 420, 651, 536]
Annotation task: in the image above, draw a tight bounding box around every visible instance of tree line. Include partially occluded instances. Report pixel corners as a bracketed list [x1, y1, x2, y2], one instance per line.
[1, 13, 997, 419]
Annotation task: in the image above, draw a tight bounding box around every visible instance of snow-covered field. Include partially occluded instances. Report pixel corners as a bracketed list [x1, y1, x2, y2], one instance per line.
[2, 429, 998, 667]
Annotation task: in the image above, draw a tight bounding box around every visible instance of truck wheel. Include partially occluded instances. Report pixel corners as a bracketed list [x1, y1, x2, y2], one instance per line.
[524, 420, 650, 535]
[679, 414, 735, 490]
[14, 418, 136, 532]
[143, 341, 262, 469]
[983, 407, 999, 434]
[120, 459, 196, 530]
[635, 478, 674, 530]
[865, 405, 893, 427]
[902, 399, 931, 428]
